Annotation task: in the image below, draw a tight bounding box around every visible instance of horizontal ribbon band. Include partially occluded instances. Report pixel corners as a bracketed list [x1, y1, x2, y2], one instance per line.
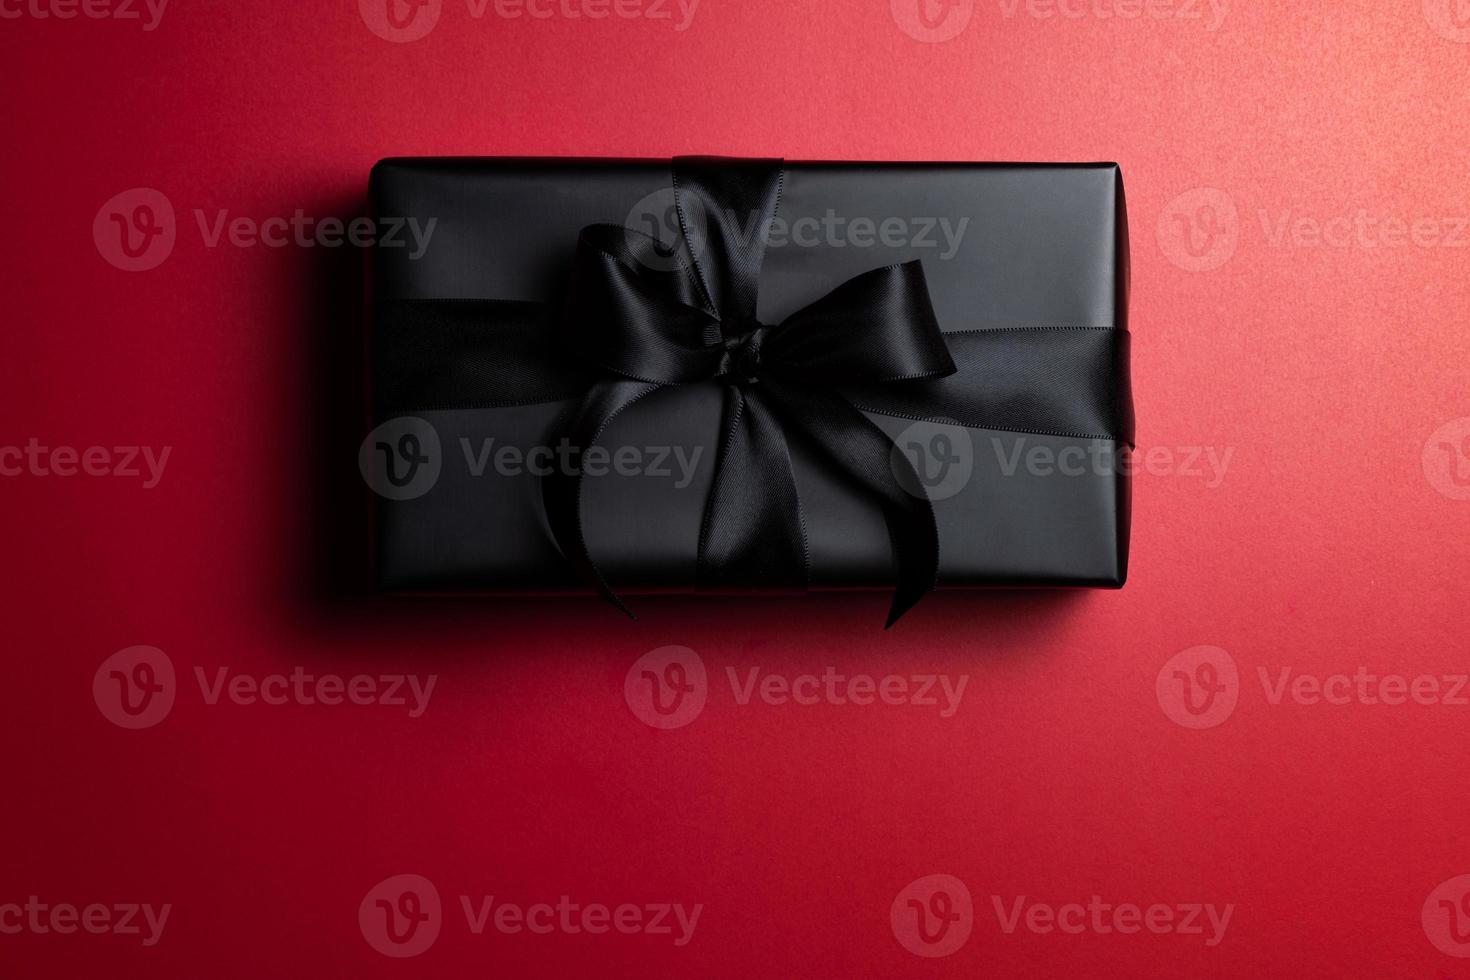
[375, 301, 1132, 441]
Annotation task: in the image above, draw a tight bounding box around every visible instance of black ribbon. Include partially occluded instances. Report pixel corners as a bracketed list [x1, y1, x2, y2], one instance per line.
[374, 157, 1134, 626]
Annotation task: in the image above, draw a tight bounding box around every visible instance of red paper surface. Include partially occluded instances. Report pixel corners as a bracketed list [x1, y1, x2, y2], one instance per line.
[3, 1, 1469, 976]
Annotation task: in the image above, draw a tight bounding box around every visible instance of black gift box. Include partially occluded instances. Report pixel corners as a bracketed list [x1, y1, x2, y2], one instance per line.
[366, 157, 1133, 622]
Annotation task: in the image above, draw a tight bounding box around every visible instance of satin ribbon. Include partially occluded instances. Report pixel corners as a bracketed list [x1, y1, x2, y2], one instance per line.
[373, 157, 1134, 626]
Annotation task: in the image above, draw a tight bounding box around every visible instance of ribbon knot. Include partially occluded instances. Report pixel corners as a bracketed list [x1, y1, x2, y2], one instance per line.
[723, 325, 767, 383]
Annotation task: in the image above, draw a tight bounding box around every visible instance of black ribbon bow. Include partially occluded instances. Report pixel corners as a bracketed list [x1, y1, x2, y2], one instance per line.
[373, 157, 1135, 626]
[546, 158, 956, 627]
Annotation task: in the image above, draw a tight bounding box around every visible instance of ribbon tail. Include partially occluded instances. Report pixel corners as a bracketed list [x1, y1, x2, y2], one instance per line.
[542, 379, 663, 619]
[696, 385, 809, 592]
[763, 379, 941, 628]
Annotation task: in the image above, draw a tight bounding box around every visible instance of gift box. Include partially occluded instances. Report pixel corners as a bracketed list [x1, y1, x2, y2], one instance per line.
[365, 157, 1133, 625]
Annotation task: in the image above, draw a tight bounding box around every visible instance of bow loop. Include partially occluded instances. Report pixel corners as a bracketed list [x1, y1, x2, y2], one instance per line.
[764, 261, 957, 383]
[562, 223, 724, 384]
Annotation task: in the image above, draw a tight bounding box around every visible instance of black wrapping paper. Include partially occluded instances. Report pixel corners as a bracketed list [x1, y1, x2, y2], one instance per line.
[366, 158, 1133, 605]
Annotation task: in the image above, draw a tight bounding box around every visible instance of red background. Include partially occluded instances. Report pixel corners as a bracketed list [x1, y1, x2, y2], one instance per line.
[4, 0, 1470, 976]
